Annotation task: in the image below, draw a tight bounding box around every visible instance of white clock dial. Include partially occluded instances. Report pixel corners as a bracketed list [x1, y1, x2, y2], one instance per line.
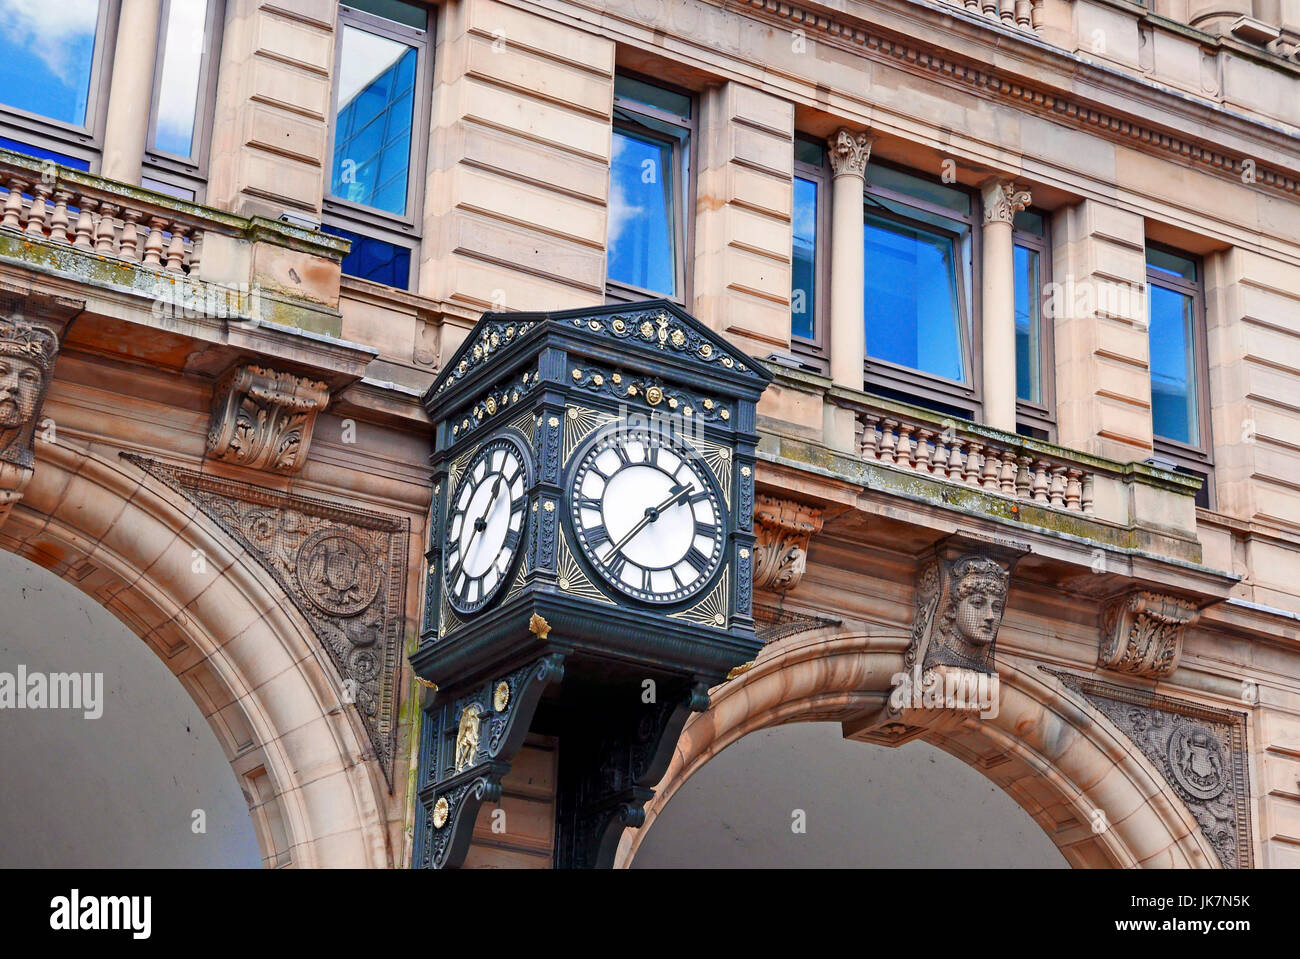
[571, 427, 725, 604]
[444, 436, 530, 614]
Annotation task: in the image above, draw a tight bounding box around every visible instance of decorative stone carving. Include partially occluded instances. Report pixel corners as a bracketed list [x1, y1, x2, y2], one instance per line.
[0, 290, 79, 526]
[124, 454, 409, 784]
[1099, 590, 1199, 678]
[981, 179, 1033, 225]
[206, 364, 330, 474]
[1051, 670, 1252, 868]
[752, 495, 824, 592]
[853, 535, 1025, 746]
[827, 128, 873, 178]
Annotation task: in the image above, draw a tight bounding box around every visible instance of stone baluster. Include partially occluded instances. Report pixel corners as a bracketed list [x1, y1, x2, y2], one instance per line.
[1000, 456, 1018, 495]
[165, 224, 189, 273]
[95, 203, 118, 254]
[189, 231, 202, 275]
[74, 198, 97, 250]
[1081, 474, 1095, 514]
[860, 415, 881, 459]
[1015, 0, 1033, 27]
[1065, 468, 1083, 511]
[982, 0, 997, 17]
[143, 216, 167, 268]
[48, 190, 72, 244]
[895, 423, 915, 468]
[947, 439, 965, 480]
[981, 449, 1002, 490]
[3, 179, 28, 230]
[877, 419, 897, 464]
[933, 435, 952, 479]
[914, 429, 934, 472]
[1031, 459, 1051, 502]
[1015, 455, 1033, 499]
[963, 442, 983, 484]
[25, 182, 50, 236]
[119, 210, 143, 261]
[1000, 0, 1015, 24]
[1050, 467, 1067, 508]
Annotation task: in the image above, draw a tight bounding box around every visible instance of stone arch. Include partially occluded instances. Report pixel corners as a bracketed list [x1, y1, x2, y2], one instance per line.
[615, 627, 1219, 869]
[1, 439, 394, 868]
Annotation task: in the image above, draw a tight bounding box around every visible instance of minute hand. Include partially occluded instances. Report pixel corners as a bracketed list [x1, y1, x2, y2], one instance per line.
[608, 484, 691, 555]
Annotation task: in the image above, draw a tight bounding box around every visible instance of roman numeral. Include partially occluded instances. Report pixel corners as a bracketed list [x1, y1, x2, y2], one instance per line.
[641, 566, 653, 592]
[504, 527, 521, 550]
[584, 524, 610, 547]
[612, 443, 631, 466]
[684, 546, 711, 573]
[605, 552, 627, 581]
[689, 490, 711, 506]
[576, 495, 604, 513]
[694, 519, 714, 538]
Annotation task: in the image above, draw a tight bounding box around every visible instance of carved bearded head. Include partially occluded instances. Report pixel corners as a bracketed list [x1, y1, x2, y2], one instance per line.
[0, 315, 58, 462]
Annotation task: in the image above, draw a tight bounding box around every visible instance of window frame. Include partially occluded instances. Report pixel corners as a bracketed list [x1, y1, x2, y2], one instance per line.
[142, 0, 225, 201]
[321, 1, 434, 290]
[1013, 209, 1056, 439]
[790, 135, 830, 371]
[0, 0, 117, 171]
[605, 71, 695, 306]
[1144, 242, 1214, 506]
[862, 161, 982, 419]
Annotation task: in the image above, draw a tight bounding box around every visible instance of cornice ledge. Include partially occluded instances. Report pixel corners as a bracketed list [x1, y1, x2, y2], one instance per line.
[737, 0, 1300, 195]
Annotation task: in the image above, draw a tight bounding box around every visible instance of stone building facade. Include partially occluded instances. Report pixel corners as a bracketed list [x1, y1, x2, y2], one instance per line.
[0, 0, 1297, 868]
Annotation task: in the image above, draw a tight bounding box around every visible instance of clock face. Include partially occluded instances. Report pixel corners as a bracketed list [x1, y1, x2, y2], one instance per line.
[444, 436, 530, 615]
[570, 427, 726, 604]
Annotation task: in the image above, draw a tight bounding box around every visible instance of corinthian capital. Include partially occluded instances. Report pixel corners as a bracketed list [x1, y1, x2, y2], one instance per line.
[981, 179, 1032, 225]
[827, 128, 873, 179]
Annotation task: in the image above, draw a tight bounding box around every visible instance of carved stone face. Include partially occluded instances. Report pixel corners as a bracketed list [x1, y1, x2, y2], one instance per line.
[0, 354, 43, 429]
[952, 583, 1005, 647]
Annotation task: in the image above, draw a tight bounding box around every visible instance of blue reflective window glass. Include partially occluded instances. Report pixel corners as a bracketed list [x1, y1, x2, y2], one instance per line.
[321, 224, 410, 289]
[0, 137, 89, 170]
[0, 0, 100, 127]
[608, 127, 676, 296]
[1149, 282, 1198, 445]
[1014, 244, 1041, 403]
[151, 0, 210, 158]
[330, 26, 418, 216]
[792, 176, 817, 341]
[864, 214, 965, 383]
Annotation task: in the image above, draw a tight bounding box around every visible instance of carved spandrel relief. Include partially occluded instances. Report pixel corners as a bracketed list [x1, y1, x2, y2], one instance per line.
[1099, 591, 1200, 679]
[206, 364, 330, 474]
[752, 495, 823, 592]
[124, 454, 409, 784]
[1051, 670, 1253, 868]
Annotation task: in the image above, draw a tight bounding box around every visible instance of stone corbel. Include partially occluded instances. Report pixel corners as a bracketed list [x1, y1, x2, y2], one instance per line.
[206, 364, 330, 474]
[1098, 591, 1199, 679]
[0, 293, 77, 527]
[752, 494, 824, 592]
[847, 534, 1027, 747]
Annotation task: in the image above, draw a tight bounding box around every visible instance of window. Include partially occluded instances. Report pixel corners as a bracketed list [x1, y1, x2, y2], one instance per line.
[791, 136, 828, 365]
[0, 0, 114, 169]
[1013, 208, 1055, 439]
[322, 0, 432, 289]
[607, 73, 693, 303]
[144, 0, 224, 201]
[1146, 244, 1213, 507]
[864, 162, 978, 416]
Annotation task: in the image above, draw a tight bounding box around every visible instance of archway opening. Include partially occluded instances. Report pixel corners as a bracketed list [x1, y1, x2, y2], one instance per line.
[0, 549, 261, 867]
[631, 721, 1066, 867]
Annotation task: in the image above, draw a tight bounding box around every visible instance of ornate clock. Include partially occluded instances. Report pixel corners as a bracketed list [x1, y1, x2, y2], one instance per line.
[413, 300, 771, 869]
[569, 425, 725, 605]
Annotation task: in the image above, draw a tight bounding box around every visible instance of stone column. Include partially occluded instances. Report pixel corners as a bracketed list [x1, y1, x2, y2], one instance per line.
[980, 179, 1032, 433]
[101, 0, 164, 184]
[827, 129, 871, 392]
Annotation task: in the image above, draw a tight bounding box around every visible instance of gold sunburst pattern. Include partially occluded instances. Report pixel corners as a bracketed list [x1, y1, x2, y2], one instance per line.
[447, 447, 475, 489]
[563, 405, 618, 464]
[680, 433, 732, 509]
[557, 533, 615, 606]
[669, 568, 729, 631]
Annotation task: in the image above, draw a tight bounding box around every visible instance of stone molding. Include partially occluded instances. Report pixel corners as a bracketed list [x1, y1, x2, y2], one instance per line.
[125, 454, 409, 784]
[827, 128, 873, 178]
[1099, 590, 1200, 679]
[206, 364, 330, 474]
[735, 0, 1300, 199]
[981, 179, 1033, 225]
[752, 494, 824, 591]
